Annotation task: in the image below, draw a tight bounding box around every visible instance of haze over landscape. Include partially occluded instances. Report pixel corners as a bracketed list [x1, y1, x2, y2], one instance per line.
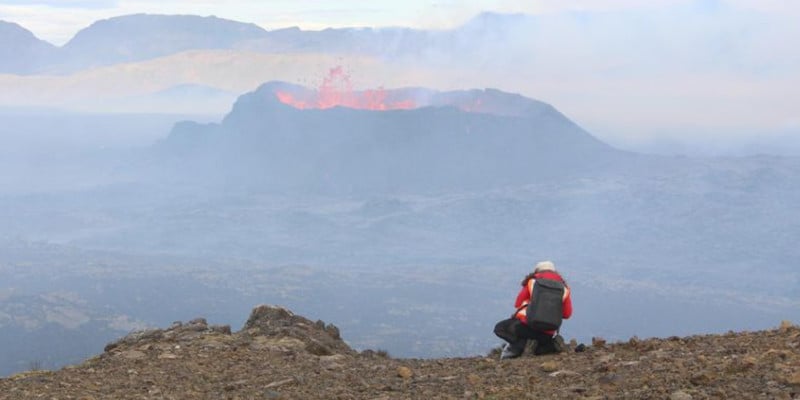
[0, 0, 798, 380]
[3, 0, 800, 155]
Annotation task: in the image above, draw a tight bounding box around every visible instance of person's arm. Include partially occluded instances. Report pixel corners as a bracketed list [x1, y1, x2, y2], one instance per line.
[514, 284, 529, 308]
[562, 288, 573, 319]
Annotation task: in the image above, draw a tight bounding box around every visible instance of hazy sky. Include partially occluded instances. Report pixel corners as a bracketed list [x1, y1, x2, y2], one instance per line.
[1, 0, 799, 151]
[2, 0, 793, 46]
[4, 0, 530, 44]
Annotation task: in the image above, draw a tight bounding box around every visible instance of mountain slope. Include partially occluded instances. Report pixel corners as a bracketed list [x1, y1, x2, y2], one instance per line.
[154, 82, 622, 193]
[58, 14, 269, 71]
[2, 12, 533, 75]
[0, 50, 410, 111]
[1, 306, 797, 399]
[0, 21, 57, 74]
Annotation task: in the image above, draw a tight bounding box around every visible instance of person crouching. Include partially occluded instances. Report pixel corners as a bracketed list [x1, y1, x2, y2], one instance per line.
[494, 260, 573, 359]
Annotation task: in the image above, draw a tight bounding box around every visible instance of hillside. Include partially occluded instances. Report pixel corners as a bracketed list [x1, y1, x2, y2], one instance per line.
[57, 14, 268, 71]
[0, 50, 438, 111]
[153, 81, 622, 193]
[1, 305, 798, 399]
[0, 21, 57, 74]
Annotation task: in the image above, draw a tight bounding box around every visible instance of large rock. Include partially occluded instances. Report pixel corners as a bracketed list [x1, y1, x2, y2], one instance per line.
[242, 305, 353, 356]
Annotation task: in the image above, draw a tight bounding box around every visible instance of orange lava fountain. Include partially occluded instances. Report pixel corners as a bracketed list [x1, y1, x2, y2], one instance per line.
[275, 66, 416, 111]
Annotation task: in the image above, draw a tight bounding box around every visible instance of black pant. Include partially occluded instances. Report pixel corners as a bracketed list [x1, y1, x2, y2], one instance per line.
[494, 318, 556, 355]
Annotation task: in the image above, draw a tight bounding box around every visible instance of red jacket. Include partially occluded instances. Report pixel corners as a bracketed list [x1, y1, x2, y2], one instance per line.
[514, 271, 572, 334]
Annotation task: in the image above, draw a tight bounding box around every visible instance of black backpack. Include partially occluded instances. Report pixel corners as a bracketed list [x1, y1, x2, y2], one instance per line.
[526, 278, 565, 331]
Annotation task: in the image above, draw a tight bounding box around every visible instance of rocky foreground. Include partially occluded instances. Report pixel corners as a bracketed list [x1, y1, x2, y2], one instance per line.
[1, 306, 798, 400]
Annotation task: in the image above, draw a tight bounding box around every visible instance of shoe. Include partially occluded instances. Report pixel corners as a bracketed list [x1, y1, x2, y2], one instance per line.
[553, 335, 566, 353]
[533, 337, 557, 355]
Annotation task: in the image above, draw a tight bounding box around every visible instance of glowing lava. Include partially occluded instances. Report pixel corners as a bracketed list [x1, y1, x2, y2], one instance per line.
[276, 66, 416, 111]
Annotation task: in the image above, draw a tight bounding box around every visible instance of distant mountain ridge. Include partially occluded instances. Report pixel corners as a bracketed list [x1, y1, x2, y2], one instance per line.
[0, 21, 57, 74]
[0, 12, 532, 74]
[58, 14, 269, 71]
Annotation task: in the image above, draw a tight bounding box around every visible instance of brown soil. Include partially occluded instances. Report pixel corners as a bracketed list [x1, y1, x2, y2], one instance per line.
[1, 305, 798, 399]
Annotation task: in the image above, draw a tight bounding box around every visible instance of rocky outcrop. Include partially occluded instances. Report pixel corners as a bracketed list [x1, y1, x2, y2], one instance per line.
[241, 304, 353, 356]
[103, 317, 232, 353]
[0, 307, 797, 399]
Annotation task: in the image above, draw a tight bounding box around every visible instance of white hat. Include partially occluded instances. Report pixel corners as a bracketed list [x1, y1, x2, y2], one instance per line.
[534, 260, 556, 273]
